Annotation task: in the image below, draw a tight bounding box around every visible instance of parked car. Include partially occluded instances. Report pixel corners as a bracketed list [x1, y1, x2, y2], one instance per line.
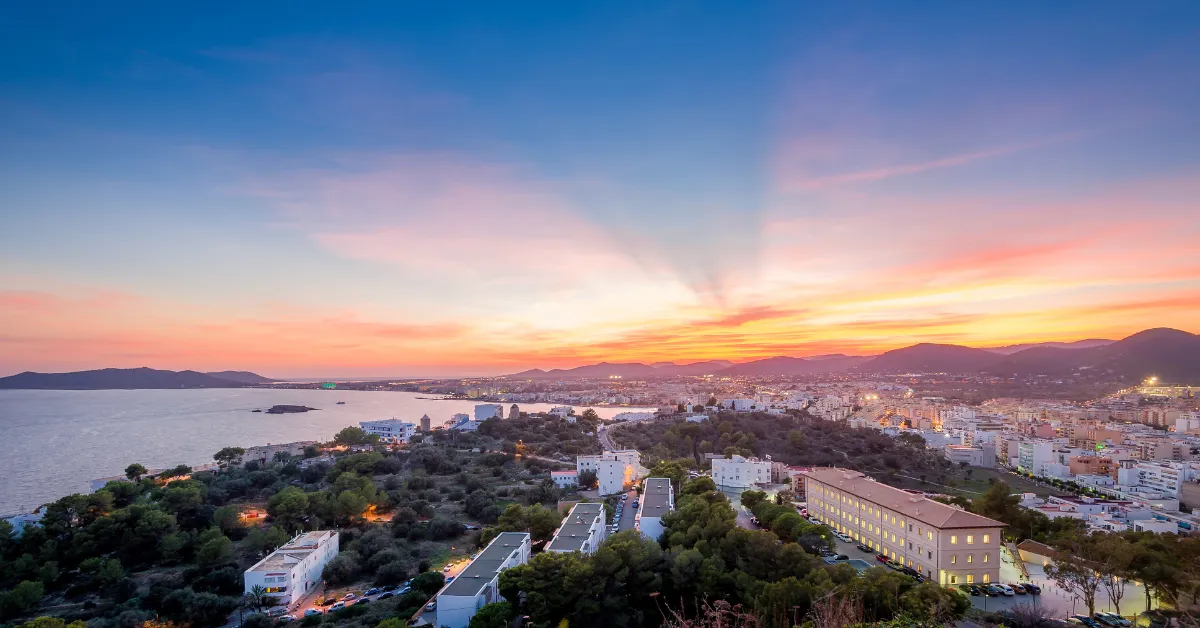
[425, 602, 436, 612]
[320, 598, 336, 606]
[304, 609, 323, 617]
[856, 544, 872, 552]
[875, 554, 889, 563]
[443, 565, 452, 572]
[267, 607, 287, 617]
[995, 584, 1015, 596]
[1094, 613, 1130, 627]
[398, 586, 412, 595]
[330, 602, 345, 612]
[985, 585, 1005, 597]
[380, 584, 397, 592]
[834, 554, 849, 561]
[968, 586, 982, 596]
[354, 598, 370, 605]
[1009, 583, 1027, 594]
[1072, 615, 1101, 628]
[378, 592, 395, 600]
[342, 593, 357, 600]
[1023, 583, 1041, 594]
[364, 588, 380, 596]
[277, 615, 295, 623]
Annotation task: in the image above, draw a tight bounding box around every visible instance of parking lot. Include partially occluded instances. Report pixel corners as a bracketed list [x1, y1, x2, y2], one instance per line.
[614, 489, 637, 532]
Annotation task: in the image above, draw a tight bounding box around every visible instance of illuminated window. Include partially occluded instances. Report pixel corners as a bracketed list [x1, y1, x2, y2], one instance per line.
[967, 555, 973, 563]
[891, 515, 896, 524]
[951, 555, 956, 564]
[983, 573, 990, 583]
[950, 575, 957, 584]
[984, 554, 990, 563]
[967, 535, 974, 545]
[951, 535, 958, 544]
[983, 534, 990, 544]
[967, 574, 974, 583]
[917, 526, 922, 536]
[927, 531, 933, 541]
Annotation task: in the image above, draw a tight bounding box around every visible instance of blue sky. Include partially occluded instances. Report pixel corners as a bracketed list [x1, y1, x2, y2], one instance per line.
[1, 2, 1198, 376]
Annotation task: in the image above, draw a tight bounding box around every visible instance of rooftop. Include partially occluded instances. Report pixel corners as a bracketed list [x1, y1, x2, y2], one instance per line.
[547, 503, 605, 552]
[282, 530, 334, 550]
[802, 468, 1006, 530]
[247, 530, 336, 573]
[640, 478, 673, 519]
[440, 532, 529, 598]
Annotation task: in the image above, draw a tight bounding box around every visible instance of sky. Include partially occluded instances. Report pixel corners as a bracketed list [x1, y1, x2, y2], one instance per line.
[1, 2, 1199, 378]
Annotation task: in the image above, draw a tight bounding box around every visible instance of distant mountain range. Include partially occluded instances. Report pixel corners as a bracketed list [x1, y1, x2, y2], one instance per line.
[0, 367, 273, 390]
[505, 328, 1199, 381]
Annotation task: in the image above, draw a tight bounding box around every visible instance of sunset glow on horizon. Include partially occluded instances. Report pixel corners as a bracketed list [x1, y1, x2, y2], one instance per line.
[2, 3, 1198, 378]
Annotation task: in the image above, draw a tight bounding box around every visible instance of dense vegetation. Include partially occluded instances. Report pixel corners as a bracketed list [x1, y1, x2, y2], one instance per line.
[615, 410, 954, 482]
[0, 416, 584, 628]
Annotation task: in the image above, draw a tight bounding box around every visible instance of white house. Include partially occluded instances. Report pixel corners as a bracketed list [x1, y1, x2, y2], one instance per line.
[475, 404, 504, 421]
[359, 419, 416, 444]
[244, 531, 339, 607]
[432, 532, 530, 628]
[550, 470, 578, 488]
[635, 478, 674, 542]
[550, 405, 574, 418]
[547, 503, 607, 554]
[450, 413, 482, 432]
[577, 450, 646, 495]
[712, 455, 772, 489]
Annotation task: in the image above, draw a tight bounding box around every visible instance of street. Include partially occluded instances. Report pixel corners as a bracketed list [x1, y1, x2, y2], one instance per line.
[615, 490, 637, 532]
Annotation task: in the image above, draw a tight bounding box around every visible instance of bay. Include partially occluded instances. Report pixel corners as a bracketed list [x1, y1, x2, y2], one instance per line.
[0, 389, 652, 514]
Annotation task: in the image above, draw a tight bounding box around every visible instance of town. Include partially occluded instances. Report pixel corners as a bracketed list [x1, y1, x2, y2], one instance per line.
[4, 366, 1200, 628]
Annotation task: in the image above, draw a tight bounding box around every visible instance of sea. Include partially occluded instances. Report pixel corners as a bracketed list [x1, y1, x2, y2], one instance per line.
[0, 389, 653, 514]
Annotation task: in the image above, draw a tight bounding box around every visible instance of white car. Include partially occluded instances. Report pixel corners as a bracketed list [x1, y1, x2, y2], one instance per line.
[330, 602, 346, 611]
[997, 584, 1015, 596]
[304, 609, 323, 617]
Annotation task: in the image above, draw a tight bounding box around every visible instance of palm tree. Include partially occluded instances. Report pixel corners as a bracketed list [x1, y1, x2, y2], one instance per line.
[246, 585, 268, 613]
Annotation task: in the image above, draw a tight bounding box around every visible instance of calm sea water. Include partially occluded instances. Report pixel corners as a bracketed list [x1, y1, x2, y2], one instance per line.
[0, 389, 650, 514]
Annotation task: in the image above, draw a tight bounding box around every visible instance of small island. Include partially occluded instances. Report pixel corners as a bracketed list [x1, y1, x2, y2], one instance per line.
[262, 405, 317, 414]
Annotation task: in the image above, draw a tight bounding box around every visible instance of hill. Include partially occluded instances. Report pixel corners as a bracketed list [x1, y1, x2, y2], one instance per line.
[984, 338, 1113, 355]
[857, 343, 1002, 374]
[987, 328, 1200, 381]
[205, 370, 275, 384]
[719, 354, 871, 376]
[0, 367, 247, 390]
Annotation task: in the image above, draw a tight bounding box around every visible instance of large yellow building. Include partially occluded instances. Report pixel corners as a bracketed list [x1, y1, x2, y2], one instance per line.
[803, 468, 1005, 587]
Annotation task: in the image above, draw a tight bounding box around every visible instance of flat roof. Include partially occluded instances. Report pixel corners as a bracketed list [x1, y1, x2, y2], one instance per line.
[640, 478, 673, 519]
[247, 530, 336, 572]
[440, 532, 529, 598]
[802, 468, 1005, 530]
[282, 530, 333, 550]
[547, 503, 604, 552]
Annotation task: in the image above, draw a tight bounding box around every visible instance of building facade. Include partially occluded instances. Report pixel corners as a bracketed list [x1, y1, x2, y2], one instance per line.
[433, 532, 531, 628]
[359, 419, 416, 444]
[712, 455, 772, 489]
[636, 477, 674, 541]
[474, 404, 505, 421]
[243, 531, 339, 606]
[547, 503, 607, 555]
[803, 468, 1004, 586]
[577, 450, 645, 495]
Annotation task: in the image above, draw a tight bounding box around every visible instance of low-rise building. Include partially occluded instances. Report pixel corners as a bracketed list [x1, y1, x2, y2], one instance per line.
[577, 450, 646, 495]
[244, 441, 317, 466]
[803, 468, 1005, 586]
[550, 470, 578, 488]
[712, 455, 772, 489]
[432, 532, 531, 628]
[944, 445, 994, 468]
[475, 404, 505, 422]
[243, 531, 339, 607]
[547, 503, 607, 555]
[359, 419, 416, 444]
[636, 478, 674, 541]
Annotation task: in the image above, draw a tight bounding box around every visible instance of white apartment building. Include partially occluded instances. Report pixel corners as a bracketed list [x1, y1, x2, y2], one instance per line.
[722, 398, 757, 412]
[547, 503, 607, 555]
[577, 450, 645, 495]
[359, 419, 416, 444]
[1124, 461, 1185, 499]
[712, 455, 772, 489]
[944, 445, 995, 468]
[804, 468, 1004, 586]
[243, 530, 339, 606]
[432, 532, 531, 628]
[550, 405, 574, 418]
[636, 478, 674, 542]
[1018, 440, 1055, 476]
[474, 404, 505, 421]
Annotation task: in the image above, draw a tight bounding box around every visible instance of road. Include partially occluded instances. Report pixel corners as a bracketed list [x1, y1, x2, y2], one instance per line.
[615, 490, 637, 532]
[597, 424, 618, 451]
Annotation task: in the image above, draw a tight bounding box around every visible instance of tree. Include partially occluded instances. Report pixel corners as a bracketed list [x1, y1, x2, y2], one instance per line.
[125, 463, 148, 481]
[195, 529, 234, 568]
[267, 486, 310, 532]
[649, 459, 691, 492]
[17, 619, 87, 628]
[410, 571, 446, 596]
[468, 601, 512, 628]
[213, 447, 246, 469]
[245, 585, 268, 613]
[900, 582, 969, 623]
[1091, 532, 1134, 616]
[740, 490, 768, 511]
[333, 426, 379, 446]
[2, 580, 45, 616]
[577, 469, 598, 489]
[1047, 550, 1104, 616]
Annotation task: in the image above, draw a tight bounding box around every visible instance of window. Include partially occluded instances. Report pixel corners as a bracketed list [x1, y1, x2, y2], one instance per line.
[928, 551, 932, 559]
[892, 515, 897, 524]
[927, 531, 933, 541]
[950, 575, 957, 584]
[967, 535, 974, 545]
[908, 523, 913, 531]
[917, 526, 922, 536]
[951, 535, 958, 544]
[967, 574, 974, 584]
[891, 533, 896, 542]
[983, 534, 991, 544]
[983, 554, 990, 563]
[951, 555, 956, 564]
[967, 555, 973, 563]
[983, 573, 990, 583]
[900, 520, 905, 528]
